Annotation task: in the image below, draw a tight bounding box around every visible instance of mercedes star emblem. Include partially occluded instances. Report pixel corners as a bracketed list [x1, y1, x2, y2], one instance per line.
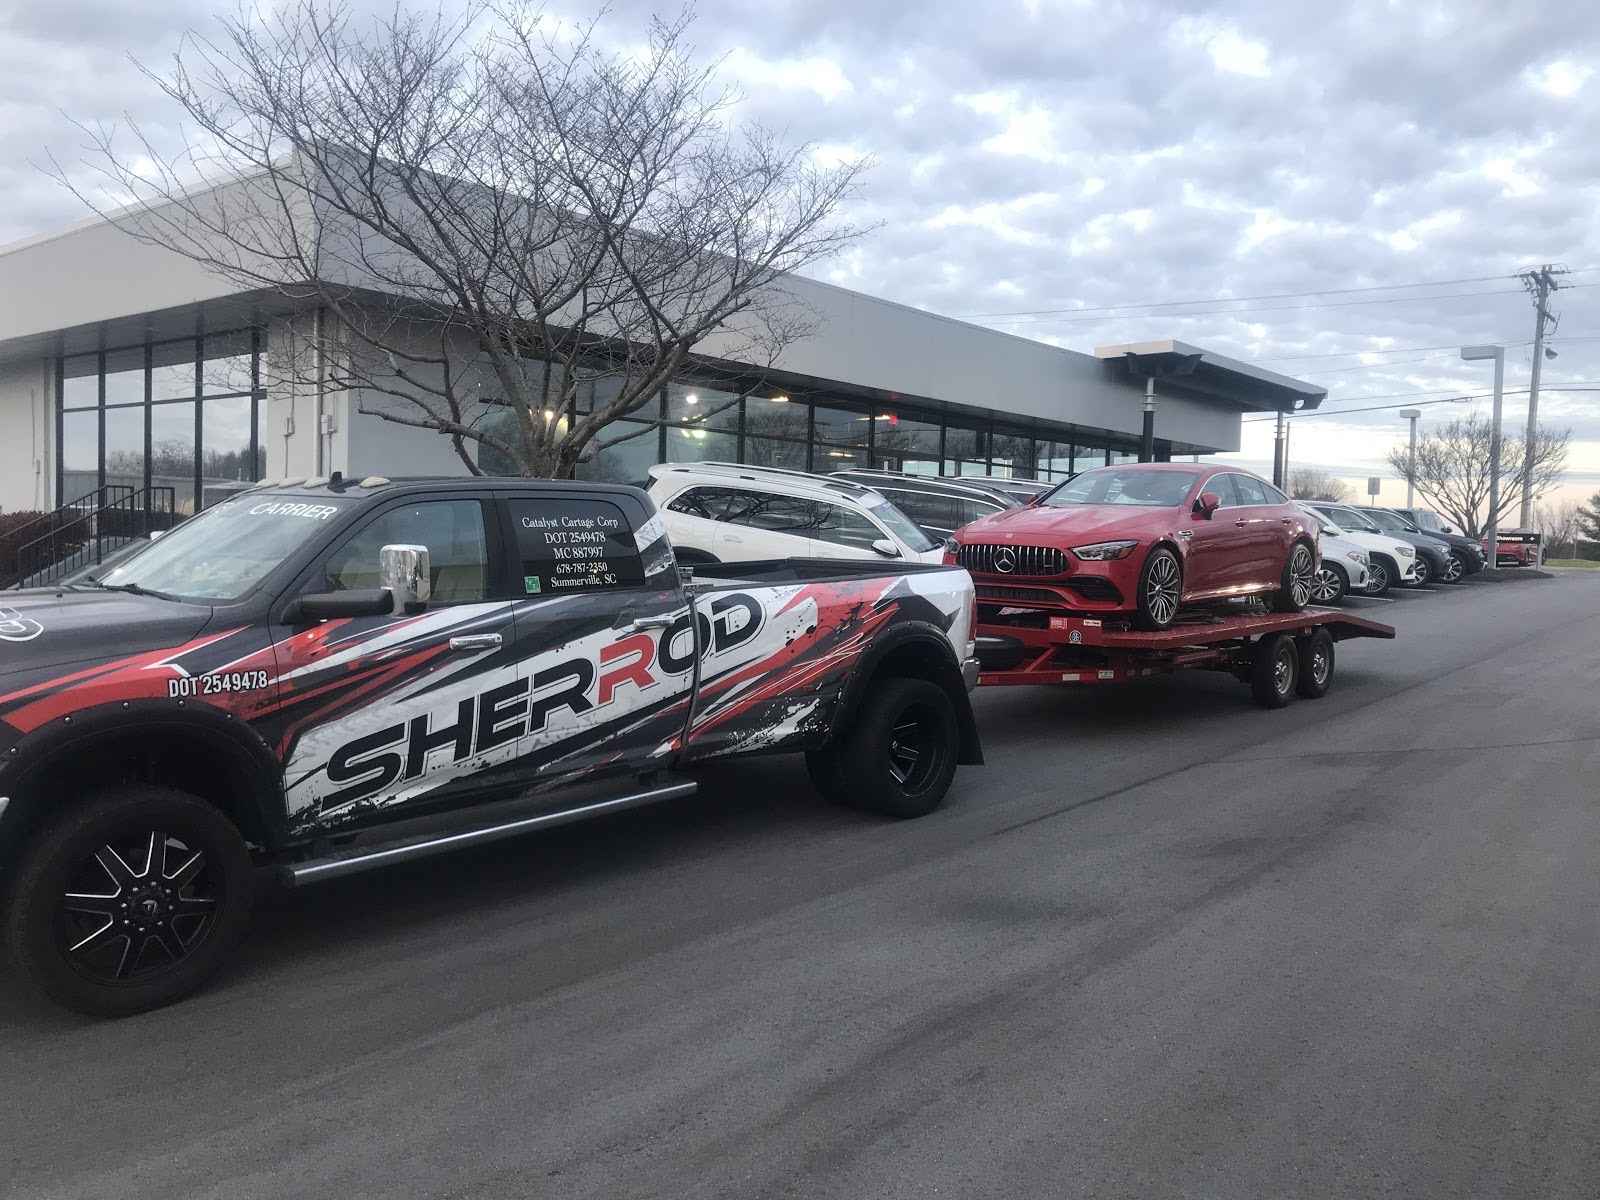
[994, 546, 1018, 573]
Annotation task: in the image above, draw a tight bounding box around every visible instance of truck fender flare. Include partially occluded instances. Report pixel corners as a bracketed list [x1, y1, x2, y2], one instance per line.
[833, 622, 984, 767]
[0, 701, 287, 854]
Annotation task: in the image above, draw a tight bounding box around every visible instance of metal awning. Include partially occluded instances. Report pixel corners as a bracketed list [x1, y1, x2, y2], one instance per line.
[1094, 340, 1326, 413]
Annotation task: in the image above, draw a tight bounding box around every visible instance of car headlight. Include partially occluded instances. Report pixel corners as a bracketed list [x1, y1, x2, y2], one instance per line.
[1071, 539, 1139, 561]
[1396, 545, 1415, 557]
[1346, 551, 1366, 564]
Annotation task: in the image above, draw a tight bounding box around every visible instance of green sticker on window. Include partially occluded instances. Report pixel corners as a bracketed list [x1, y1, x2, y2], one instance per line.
[524, 575, 542, 594]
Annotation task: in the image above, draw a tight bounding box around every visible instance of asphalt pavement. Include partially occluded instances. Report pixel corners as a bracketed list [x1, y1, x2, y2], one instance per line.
[5, 570, 1600, 1199]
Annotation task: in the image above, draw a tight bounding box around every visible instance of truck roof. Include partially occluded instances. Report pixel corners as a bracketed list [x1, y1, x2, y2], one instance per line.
[242, 474, 647, 504]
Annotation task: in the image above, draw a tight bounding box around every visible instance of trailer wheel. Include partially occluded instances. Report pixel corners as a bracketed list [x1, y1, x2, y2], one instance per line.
[4, 786, 255, 1017]
[1249, 633, 1299, 708]
[825, 677, 958, 819]
[1296, 629, 1335, 699]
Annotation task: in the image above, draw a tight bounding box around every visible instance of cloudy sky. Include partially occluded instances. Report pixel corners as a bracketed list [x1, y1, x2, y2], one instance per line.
[5, 0, 1600, 504]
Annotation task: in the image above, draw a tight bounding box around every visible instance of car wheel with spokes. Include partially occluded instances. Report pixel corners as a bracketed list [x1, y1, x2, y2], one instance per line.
[1134, 547, 1183, 631]
[1410, 555, 1431, 586]
[826, 677, 959, 819]
[1366, 557, 1392, 595]
[5, 787, 255, 1017]
[1441, 552, 1466, 583]
[1271, 541, 1316, 613]
[1309, 562, 1347, 606]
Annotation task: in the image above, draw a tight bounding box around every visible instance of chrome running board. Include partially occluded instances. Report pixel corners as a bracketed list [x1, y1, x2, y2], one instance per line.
[282, 780, 698, 887]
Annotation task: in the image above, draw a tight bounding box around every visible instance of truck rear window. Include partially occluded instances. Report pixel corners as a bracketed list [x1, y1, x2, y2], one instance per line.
[508, 497, 645, 595]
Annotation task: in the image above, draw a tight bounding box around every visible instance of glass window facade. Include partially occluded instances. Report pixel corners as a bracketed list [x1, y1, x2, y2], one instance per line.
[56, 331, 266, 513]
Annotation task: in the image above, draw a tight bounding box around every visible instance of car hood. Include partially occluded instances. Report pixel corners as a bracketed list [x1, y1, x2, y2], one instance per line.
[0, 588, 214, 677]
[958, 503, 1168, 543]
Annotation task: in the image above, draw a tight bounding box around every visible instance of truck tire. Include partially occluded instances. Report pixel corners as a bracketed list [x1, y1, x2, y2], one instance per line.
[1296, 629, 1335, 699]
[1249, 632, 1299, 708]
[825, 677, 959, 819]
[1271, 541, 1316, 613]
[4, 786, 255, 1017]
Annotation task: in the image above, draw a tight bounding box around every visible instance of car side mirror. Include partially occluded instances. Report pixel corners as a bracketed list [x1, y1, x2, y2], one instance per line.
[1193, 491, 1221, 519]
[380, 543, 432, 611]
[870, 538, 902, 559]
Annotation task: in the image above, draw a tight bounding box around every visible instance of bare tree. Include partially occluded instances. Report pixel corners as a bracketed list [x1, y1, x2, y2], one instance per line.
[1534, 497, 1583, 557]
[54, 2, 871, 477]
[1286, 467, 1353, 504]
[1384, 413, 1570, 537]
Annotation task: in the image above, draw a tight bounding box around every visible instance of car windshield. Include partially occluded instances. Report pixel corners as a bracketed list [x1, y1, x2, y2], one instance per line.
[1041, 468, 1202, 507]
[861, 493, 939, 552]
[97, 495, 354, 600]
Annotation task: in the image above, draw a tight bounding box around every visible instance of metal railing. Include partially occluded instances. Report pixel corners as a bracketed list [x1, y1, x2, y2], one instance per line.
[4, 487, 180, 590]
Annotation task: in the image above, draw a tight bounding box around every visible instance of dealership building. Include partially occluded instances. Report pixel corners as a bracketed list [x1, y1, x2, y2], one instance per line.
[0, 207, 1325, 522]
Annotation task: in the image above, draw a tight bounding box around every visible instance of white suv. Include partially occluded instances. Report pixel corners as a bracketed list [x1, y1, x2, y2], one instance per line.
[647, 463, 946, 565]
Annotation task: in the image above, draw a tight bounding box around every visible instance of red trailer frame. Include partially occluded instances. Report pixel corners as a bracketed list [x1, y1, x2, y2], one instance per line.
[976, 607, 1395, 707]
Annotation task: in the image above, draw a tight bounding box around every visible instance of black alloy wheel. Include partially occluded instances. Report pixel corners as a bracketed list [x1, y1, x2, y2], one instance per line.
[1309, 563, 1347, 605]
[1135, 547, 1183, 631]
[1272, 542, 1316, 613]
[6, 787, 255, 1017]
[811, 676, 959, 819]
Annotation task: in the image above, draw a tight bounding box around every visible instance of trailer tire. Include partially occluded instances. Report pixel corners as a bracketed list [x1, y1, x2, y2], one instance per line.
[828, 677, 958, 819]
[1249, 633, 1299, 708]
[1296, 629, 1335, 699]
[5, 786, 254, 1017]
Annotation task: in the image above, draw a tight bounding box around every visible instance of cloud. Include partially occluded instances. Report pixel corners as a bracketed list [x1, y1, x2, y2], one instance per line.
[4, 0, 1600, 488]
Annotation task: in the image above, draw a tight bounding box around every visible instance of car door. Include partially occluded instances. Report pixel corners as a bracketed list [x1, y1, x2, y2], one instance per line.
[1225, 472, 1281, 586]
[1254, 478, 1300, 572]
[807, 499, 893, 560]
[269, 494, 520, 831]
[500, 490, 695, 785]
[718, 488, 817, 560]
[1181, 471, 1240, 593]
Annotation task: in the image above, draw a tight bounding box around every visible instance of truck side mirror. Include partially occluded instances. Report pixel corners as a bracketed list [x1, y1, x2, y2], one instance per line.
[1193, 491, 1221, 519]
[380, 544, 431, 612]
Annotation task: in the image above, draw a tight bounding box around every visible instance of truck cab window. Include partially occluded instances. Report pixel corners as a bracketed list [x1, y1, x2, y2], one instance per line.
[324, 500, 489, 603]
[508, 496, 645, 595]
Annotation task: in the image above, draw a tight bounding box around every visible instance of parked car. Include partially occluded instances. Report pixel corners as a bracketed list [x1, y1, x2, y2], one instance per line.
[1388, 506, 1457, 535]
[1353, 505, 1479, 582]
[1310, 503, 1446, 587]
[828, 469, 1022, 539]
[647, 463, 945, 565]
[0, 475, 981, 1015]
[972, 476, 1057, 504]
[1302, 503, 1418, 595]
[1489, 528, 1544, 567]
[952, 463, 1319, 631]
[1298, 506, 1370, 604]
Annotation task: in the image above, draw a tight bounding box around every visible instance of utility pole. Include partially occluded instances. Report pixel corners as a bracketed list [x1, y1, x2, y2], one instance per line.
[1518, 264, 1566, 528]
[1399, 409, 1422, 506]
[1272, 409, 1286, 489]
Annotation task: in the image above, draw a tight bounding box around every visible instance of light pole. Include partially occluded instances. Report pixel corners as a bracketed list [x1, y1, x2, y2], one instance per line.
[1398, 408, 1422, 507]
[1460, 345, 1505, 565]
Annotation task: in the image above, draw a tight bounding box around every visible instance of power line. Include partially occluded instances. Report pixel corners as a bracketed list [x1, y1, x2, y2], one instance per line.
[1243, 382, 1600, 423]
[1254, 333, 1600, 365]
[977, 285, 1587, 327]
[956, 267, 1600, 320]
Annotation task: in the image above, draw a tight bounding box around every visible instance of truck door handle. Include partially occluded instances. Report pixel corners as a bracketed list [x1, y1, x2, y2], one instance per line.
[629, 614, 675, 631]
[449, 633, 502, 651]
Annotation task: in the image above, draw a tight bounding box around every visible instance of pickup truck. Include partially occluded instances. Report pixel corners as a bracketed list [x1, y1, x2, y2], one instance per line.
[0, 475, 981, 1016]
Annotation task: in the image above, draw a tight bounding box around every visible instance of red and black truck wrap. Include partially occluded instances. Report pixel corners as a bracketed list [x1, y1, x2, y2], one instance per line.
[0, 478, 980, 1015]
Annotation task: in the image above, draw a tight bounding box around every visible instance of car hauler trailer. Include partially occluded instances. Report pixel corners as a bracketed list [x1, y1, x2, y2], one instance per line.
[975, 607, 1395, 708]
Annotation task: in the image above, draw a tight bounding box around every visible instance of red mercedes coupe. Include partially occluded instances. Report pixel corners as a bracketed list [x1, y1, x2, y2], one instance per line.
[953, 463, 1320, 630]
